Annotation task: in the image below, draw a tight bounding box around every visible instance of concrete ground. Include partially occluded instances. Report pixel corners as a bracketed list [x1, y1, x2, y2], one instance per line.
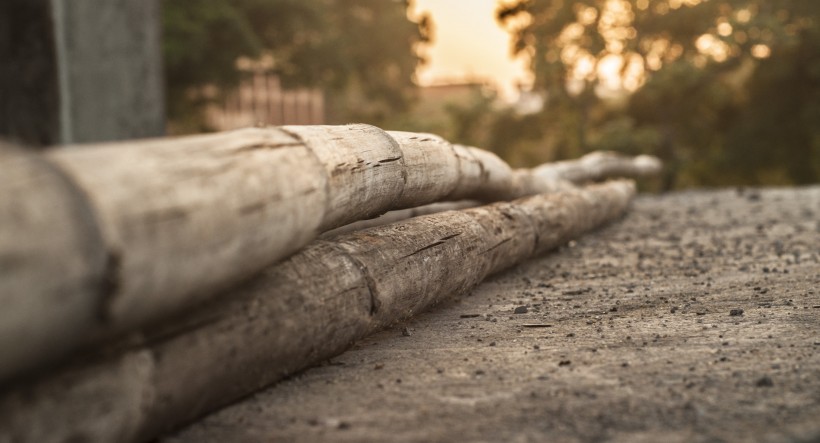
[165, 186, 820, 443]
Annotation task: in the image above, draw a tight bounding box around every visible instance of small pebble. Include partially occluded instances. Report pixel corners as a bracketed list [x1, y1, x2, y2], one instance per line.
[755, 376, 774, 387]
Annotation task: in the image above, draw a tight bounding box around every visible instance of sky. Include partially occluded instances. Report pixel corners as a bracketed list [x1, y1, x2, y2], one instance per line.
[410, 0, 533, 100]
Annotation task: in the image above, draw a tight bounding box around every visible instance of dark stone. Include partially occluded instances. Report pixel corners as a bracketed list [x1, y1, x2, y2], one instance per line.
[755, 376, 774, 387]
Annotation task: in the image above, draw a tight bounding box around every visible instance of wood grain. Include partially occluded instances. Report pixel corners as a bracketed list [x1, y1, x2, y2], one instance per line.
[0, 180, 635, 443]
[0, 124, 658, 383]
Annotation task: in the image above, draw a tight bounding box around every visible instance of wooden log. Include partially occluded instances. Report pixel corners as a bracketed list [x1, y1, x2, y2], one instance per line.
[533, 151, 662, 184]
[47, 127, 327, 326]
[0, 125, 507, 380]
[0, 180, 635, 443]
[0, 143, 108, 381]
[1, 127, 330, 381]
[0, 124, 658, 382]
[322, 200, 480, 237]
[324, 150, 662, 236]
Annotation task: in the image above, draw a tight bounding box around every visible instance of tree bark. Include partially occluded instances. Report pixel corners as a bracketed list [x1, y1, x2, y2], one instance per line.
[0, 180, 635, 443]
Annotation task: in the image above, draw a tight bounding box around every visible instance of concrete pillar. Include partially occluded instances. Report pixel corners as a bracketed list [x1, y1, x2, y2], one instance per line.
[0, 0, 61, 147]
[0, 0, 164, 147]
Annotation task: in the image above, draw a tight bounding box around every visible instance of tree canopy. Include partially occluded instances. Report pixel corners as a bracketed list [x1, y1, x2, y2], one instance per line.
[497, 0, 819, 188]
[163, 0, 430, 131]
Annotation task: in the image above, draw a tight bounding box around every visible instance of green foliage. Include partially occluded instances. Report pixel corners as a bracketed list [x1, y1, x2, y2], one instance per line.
[722, 23, 820, 185]
[486, 111, 553, 167]
[443, 89, 497, 147]
[162, 0, 430, 131]
[497, 0, 820, 188]
[163, 0, 263, 132]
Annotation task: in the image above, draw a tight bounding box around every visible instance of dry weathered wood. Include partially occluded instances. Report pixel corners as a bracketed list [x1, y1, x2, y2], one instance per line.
[0, 143, 108, 381]
[0, 125, 514, 380]
[0, 125, 658, 382]
[322, 200, 480, 237]
[325, 149, 661, 235]
[170, 186, 820, 443]
[0, 180, 635, 443]
[532, 151, 662, 184]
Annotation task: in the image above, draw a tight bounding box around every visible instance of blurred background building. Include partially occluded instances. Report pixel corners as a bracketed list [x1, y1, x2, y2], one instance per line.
[206, 72, 325, 130]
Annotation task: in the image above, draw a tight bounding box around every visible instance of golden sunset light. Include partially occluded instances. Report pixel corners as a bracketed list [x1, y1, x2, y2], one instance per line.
[2, 2, 819, 441]
[410, 0, 533, 99]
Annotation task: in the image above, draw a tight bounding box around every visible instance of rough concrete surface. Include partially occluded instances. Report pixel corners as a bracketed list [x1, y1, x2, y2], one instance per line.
[165, 186, 820, 443]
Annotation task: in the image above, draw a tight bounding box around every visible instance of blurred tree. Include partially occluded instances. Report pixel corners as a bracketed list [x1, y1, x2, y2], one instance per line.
[444, 87, 497, 147]
[163, 0, 431, 131]
[498, 0, 820, 188]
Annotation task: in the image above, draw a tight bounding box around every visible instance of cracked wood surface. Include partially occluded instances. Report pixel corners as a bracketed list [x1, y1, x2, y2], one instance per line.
[0, 180, 635, 443]
[165, 186, 820, 443]
[0, 125, 658, 382]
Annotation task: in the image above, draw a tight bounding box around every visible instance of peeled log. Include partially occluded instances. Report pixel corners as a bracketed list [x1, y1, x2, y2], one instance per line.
[532, 151, 662, 184]
[0, 144, 108, 383]
[322, 200, 480, 237]
[0, 125, 658, 382]
[327, 149, 662, 236]
[0, 125, 520, 380]
[0, 180, 635, 443]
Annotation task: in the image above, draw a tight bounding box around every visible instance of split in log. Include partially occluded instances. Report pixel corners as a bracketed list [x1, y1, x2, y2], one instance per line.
[0, 180, 635, 443]
[0, 124, 659, 382]
[322, 200, 480, 237]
